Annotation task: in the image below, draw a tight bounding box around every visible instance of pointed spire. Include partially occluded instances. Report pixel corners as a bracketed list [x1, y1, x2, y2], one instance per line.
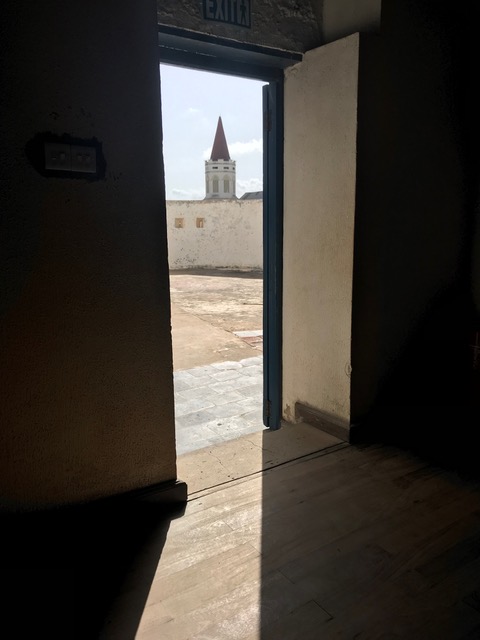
[210, 116, 231, 161]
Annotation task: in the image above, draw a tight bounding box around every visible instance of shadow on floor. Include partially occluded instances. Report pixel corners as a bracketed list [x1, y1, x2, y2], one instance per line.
[2, 499, 185, 639]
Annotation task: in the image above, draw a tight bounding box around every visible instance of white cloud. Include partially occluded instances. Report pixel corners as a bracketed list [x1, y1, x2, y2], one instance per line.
[229, 139, 262, 156]
[236, 177, 263, 197]
[181, 107, 200, 118]
[179, 109, 211, 127]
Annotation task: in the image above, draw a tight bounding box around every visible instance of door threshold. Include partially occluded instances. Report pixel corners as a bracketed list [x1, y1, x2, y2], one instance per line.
[177, 421, 345, 496]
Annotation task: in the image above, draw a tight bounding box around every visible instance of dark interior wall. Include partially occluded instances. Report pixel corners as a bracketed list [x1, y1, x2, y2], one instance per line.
[468, 17, 480, 322]
[0, 1, 177, 511]
[473, 205, 480, 319]
[351, 0, 471, 428]
[321, 0, 381, 43]
[467, 14, 480, 420]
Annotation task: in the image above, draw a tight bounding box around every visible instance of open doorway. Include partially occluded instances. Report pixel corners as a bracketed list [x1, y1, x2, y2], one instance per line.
[157, 30, 290, 493]
[159, 63, 266, 456]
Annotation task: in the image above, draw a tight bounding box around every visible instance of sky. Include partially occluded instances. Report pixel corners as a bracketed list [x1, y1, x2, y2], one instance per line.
[159, 64, 266, 200]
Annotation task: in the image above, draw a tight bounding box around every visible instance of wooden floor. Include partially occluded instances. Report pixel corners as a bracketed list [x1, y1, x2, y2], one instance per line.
[4, 436, 480, 639]
[86, 440, 480, 640]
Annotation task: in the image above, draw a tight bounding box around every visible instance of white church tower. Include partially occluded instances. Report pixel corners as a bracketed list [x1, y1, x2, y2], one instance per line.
[204, 116, 236, 199]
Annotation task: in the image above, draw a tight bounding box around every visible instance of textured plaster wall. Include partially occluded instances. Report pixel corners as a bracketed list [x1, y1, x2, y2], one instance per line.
[0, 1, 177, 511]
[167, 200, 262, 269]
[283, 36, 359, 426]
[157, 0, 321, 53]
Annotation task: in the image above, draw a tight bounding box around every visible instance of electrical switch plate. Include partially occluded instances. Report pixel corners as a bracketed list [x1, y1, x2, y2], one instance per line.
[44, 143, 71, 171]
[71, 145, 97, 173]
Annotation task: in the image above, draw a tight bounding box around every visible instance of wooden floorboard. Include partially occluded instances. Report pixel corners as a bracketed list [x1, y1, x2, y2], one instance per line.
[6, 437, 480, 639]
[92, 441, 480, 638]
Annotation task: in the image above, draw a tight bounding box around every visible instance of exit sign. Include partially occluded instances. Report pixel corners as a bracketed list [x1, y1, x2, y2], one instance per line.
[203, 0, 251, 28]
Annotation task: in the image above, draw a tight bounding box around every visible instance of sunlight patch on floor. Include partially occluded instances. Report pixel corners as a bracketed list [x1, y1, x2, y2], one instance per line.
[177, 422, 344, 495]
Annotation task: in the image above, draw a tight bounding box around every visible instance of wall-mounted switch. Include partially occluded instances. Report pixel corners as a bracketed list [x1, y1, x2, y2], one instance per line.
[32, 135, 102, 179]
[71, 145, 96, 174]
[44, 142, 71, 171]
[44, 142, 97, 174]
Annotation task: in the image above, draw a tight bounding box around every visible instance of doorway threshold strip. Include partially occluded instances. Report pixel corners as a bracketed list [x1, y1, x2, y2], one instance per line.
[185, 441, 350, 501]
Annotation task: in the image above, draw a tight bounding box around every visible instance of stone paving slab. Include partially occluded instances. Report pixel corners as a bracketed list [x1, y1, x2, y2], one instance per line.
[174, 355, 265, 455]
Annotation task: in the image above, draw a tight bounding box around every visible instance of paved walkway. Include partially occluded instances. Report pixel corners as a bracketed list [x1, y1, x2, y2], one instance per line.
[169, 272, 344, 495]
[169, 269, 265, 455]
[174, 355, 264, 455]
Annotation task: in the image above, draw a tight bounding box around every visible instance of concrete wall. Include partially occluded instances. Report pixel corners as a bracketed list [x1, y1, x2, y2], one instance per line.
[167, 200, 262, 269]
[2, 0, 476, 510]
[282, 36, 359, 426]
[157, 0, 321, 53]
[0, 1, 177, 511]
[351, 1, 471, 425]
[282, 4, 473, 435]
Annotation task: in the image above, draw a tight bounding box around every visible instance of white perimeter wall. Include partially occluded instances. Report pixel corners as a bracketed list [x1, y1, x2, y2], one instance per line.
[166, 200, 263, 270]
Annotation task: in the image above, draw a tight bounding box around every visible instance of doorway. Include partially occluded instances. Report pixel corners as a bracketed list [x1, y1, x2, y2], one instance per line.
[158, 27, 296, 440]
[160, 64, 265, 455]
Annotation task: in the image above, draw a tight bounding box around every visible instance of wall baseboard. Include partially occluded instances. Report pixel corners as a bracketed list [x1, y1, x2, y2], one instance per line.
[295, 402, 352, 442]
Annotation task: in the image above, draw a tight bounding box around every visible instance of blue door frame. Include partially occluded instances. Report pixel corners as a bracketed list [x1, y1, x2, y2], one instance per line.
[158, 26, 301, 431]
[262, 81, 283, 429]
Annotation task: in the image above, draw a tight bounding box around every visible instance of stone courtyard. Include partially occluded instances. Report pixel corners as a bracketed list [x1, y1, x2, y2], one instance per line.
[169, 269, 265, 455]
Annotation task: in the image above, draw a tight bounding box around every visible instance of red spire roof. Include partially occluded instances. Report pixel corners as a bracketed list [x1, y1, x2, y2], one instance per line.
[210, 116, 231, 161]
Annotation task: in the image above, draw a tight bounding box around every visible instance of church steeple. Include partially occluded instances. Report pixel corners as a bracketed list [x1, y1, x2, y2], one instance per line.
[210, 117, 231, 161]
[204, 116, 236, 199]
